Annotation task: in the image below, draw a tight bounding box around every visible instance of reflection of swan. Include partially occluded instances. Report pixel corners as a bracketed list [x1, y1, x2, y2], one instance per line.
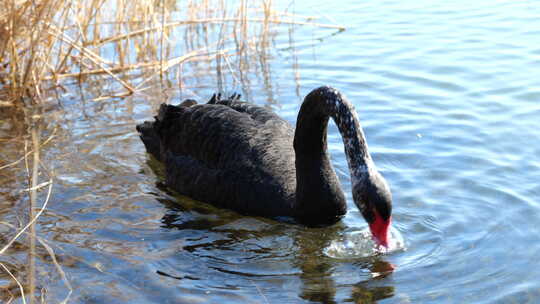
[137, 86, 392, 246]
[155, 195, 396, 303]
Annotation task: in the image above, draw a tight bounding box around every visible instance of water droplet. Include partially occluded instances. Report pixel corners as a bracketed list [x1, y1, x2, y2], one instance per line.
[323, 226, 405, 258]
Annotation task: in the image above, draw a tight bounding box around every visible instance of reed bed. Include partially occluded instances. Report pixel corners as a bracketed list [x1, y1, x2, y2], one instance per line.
[0, 0, 343, 302]
[0, 0, 343, 105]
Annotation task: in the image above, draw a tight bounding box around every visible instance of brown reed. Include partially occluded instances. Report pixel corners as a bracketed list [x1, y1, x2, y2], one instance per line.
[0, 0, 344, 105]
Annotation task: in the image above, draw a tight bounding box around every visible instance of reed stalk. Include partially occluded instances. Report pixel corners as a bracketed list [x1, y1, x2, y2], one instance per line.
[0, 0, 343, 105]
[26, 114, 40, 304]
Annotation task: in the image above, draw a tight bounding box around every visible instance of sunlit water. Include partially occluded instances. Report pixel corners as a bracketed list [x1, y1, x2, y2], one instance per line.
[324, 226, 406, 259]
[2, 0, 540, 303]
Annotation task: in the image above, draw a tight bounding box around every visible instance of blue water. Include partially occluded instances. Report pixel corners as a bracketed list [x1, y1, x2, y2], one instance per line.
[1, 0, 540, 303]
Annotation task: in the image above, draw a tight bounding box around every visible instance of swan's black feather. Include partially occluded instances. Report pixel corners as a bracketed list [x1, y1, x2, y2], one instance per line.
[140, 96, 296, 216]
[137, 86, 392, 228]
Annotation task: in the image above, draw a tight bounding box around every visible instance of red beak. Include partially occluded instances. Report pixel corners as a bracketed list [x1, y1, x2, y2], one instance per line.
[369, 213, 391, 248]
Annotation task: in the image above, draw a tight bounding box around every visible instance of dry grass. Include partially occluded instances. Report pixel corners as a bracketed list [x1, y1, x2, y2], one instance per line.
[0, 0, 344, 105]
[0, 113, 56, 304]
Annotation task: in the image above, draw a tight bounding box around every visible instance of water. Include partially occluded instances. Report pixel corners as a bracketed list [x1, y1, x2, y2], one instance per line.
[324, 226, 406, 259]
[2, 0, 540, 302]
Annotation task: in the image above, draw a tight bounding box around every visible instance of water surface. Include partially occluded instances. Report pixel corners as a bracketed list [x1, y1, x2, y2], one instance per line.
[1, 0, 540, 303]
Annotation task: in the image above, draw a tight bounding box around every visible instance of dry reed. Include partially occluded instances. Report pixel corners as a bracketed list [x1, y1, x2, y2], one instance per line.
[0, 0, 344, 105]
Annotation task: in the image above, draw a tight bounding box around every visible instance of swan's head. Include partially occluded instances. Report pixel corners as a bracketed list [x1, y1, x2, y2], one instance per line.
[353, 170, 392, 248]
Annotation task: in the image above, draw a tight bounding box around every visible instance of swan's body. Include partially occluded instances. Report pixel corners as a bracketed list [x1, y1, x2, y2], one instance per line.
[137, 86, 392, 246]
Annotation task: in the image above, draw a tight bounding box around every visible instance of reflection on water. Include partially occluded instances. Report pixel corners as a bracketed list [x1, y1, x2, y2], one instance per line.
[2, 0, 540, 303]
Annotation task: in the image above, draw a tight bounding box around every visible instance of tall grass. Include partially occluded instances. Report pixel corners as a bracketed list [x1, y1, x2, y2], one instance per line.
[0, 0, 344, 106]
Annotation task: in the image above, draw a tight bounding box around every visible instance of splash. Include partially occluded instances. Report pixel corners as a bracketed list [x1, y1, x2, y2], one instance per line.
[323, 226, 405, 258]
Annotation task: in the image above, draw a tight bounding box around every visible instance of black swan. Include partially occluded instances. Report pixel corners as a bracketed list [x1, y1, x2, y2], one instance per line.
[137, 86, 392, 247]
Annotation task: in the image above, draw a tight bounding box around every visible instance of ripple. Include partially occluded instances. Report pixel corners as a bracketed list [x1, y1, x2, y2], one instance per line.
[378, 70, 467, 93]
[323, 226, 405, 259]
[2, 1, 538, 303]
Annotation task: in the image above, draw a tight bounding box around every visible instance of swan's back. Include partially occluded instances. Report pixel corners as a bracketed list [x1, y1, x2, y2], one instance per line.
[137, 96, 297, 216]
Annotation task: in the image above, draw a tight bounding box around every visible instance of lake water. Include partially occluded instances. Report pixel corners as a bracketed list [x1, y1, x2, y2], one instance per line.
[1, 0, 540, 303]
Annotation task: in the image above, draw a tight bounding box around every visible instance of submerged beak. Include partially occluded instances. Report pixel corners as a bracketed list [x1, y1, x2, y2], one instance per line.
[369, 213, 391, 248]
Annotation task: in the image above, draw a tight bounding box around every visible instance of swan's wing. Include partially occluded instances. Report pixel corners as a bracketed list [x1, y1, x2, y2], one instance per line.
[156, 101, 292, 168]
[137, 98, 296, 216]
[212, 97, 283, 125]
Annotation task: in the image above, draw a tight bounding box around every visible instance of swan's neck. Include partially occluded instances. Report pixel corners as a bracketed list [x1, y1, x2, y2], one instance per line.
[327, 90, 373, 188]
[293, 86, 371, 225]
